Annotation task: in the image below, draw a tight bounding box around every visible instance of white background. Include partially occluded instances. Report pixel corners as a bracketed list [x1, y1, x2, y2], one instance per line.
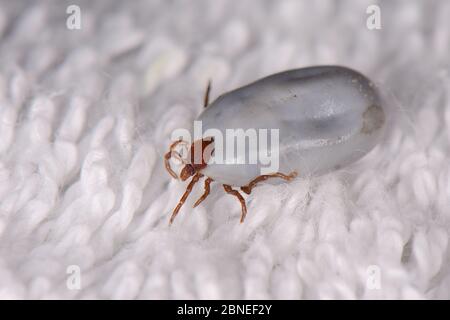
[0, 0, 449, 299]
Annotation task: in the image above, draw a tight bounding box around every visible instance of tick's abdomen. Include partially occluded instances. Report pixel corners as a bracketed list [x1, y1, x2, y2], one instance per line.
[197, 66, 386, 186]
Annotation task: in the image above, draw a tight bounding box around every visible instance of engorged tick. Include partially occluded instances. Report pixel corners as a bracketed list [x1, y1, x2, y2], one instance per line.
[164, 66, 386, 225]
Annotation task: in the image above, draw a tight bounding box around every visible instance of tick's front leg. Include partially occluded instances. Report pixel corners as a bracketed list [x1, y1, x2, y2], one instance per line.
[223, 184, 247, 223]
[240, 171, 298, 195]
[170, 173, 203, 224]
[164, 139, 188, 179]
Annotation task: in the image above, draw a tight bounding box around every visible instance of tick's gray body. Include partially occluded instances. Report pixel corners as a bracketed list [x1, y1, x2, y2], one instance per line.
[196, 66, 385, 186]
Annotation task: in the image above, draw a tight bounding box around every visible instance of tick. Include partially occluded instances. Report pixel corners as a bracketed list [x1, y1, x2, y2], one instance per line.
[164, 66, 386, 224]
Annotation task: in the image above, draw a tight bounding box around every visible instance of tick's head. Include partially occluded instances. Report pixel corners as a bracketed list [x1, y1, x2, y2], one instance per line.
[165, 137, 215, 181]
[180, 164, 195, 181]
[179, 137, 214, 181]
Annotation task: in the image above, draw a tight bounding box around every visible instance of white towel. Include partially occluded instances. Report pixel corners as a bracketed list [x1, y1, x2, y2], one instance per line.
[0, 0, 449, 299]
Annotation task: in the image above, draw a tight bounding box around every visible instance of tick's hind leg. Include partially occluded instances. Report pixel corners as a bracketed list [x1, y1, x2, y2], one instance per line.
[194, 177, 213, 208]
[223, 184, 247, 223]
[203, 80, 212, 108]
[164, 139, 188, 179]
[240, 171, 298, 195]
[170, 173, 202, 224]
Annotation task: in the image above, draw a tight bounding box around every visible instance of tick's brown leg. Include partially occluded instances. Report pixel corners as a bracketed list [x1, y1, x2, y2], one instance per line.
[203, 80, 212, 108]
[240, 171, 298, 195]
[171, 151, 187, 164]
[170, 173, 203, 224]
[193, 177, 213, 208]
[164, 139, 188, 179]
[223, 184, 247, 223]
